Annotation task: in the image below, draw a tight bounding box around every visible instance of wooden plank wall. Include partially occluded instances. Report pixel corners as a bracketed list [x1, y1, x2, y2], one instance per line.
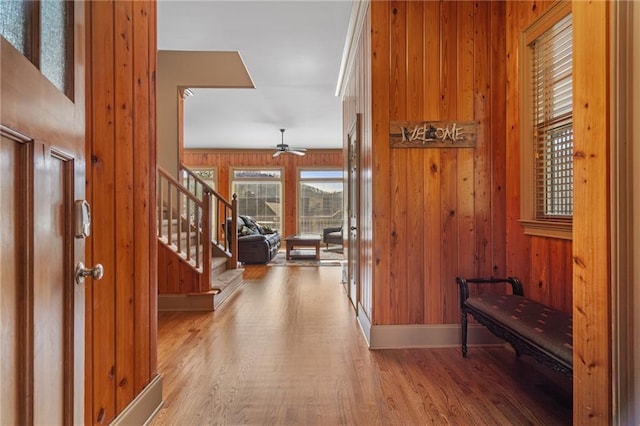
[505, 1, 573, 313]
[182, 149, 343, 237]
[572, 1, 611, 422]
[157, 243, 200, 294]
[85, 1, 158, 424]
[342, 6, 373, 319]
[357, 1, 508, 325]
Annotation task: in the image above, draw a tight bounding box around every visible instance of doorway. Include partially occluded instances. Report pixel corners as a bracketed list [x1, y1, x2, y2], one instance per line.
[347, 114, 362, 309]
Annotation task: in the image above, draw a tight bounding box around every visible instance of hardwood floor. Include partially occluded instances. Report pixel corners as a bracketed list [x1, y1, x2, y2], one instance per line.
[151, 265, 571, 425]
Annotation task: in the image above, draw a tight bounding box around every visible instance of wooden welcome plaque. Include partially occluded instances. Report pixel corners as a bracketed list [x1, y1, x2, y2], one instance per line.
[390, 120, 477, 148]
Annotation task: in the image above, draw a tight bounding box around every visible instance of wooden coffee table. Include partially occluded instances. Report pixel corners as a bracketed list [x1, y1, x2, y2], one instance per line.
[285, 234, 321, 260]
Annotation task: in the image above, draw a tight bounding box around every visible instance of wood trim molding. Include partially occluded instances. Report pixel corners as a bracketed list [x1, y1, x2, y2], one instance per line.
[158, 294, 216, 312]
[335, 0, 369, 98]
[0, 125, 33, 143]
[519, 219, 572, 240]
[632, 3, 640, 421]
[111, 374, 163, 426]
[611, 1, 639, 424]
[183, 148, 343, 155]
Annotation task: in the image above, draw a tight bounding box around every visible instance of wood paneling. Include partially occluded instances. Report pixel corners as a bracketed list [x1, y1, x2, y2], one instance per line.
[183, 150, 343, 238]
[342, 5, 373, 320]
[504, 1, 573, 314]
[114, 0, 136, 411]
[85, 1, 158, 424]
[342, 0, 613, 421]
[347, 1, 508, 326]
[572, 1, 611, 421]
[370, 0, 391, 325]
[157, 243, 200, 294]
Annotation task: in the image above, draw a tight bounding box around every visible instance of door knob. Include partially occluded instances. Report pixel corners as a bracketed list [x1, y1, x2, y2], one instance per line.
[75, 262, 104, 285]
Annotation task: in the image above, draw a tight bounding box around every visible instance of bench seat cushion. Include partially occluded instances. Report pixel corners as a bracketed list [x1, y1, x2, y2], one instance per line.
[465, 294, 573, 367]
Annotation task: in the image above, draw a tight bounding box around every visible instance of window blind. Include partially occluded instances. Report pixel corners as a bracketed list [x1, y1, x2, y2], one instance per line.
[530, 13, 573, 219]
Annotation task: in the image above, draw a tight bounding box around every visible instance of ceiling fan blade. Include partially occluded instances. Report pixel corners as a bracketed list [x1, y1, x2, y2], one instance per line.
[274, 130, 305, 156]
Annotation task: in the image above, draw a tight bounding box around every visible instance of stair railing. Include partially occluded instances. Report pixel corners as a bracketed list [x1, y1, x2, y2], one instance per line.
[179, 163, 238, 269]
[157, 166, 211, 291]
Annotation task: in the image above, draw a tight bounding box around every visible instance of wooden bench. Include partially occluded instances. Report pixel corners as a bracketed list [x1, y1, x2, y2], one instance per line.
[456, 276, 573, 377]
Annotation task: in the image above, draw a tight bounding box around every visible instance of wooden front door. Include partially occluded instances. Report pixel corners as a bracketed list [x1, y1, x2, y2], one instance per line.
[1, 2, 88, 423]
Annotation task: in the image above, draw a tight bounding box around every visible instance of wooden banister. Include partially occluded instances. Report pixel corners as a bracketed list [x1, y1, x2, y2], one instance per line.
[178, 164, 238, 268]
[157, 166, 210, 291]
[156, 164, 239, 295]
[180, 162, 229, 204]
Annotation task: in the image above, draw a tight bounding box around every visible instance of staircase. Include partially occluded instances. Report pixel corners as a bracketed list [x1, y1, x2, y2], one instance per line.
[156, 164, 243, 311]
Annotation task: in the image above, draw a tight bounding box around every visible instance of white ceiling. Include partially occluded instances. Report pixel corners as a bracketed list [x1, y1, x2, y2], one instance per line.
[157, 0, 353, 150]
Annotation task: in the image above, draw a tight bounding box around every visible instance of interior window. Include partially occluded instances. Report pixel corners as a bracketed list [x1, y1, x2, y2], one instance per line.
[520, 2, 573, 239]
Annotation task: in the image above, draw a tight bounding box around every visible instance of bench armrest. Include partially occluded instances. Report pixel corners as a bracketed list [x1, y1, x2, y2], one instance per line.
[455, 276, 524, 308]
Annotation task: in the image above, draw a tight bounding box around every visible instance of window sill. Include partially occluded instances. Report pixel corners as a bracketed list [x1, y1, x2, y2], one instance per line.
[519, 219, 572, 240]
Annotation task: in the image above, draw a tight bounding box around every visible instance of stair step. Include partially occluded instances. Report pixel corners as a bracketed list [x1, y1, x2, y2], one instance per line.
[211, 268, 244, 309]
[211, 256, 228, 276]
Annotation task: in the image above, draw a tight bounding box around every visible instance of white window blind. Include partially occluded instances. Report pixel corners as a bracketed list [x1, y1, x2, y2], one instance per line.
[530, 12, 573, 219]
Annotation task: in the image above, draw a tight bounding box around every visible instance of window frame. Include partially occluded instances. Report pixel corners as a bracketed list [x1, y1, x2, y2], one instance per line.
[0, 0, 75, 98]
[230, 167, 284, 232]
[296, 167, 344, 235]
[519, 0, 573, 240]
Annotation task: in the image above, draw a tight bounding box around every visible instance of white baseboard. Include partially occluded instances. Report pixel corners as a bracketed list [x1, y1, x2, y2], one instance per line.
[111, 374, 163, 426]
[361, 322, 503, 349]
[356, 303, 372, 344]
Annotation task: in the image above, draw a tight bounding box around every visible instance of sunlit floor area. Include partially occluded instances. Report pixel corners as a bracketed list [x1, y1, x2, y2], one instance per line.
[151, 265, 571, 425]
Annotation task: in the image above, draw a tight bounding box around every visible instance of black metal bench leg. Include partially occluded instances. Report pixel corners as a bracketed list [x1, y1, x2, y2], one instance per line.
[461, 312, 468, 358]
[509, 342, 522, 357]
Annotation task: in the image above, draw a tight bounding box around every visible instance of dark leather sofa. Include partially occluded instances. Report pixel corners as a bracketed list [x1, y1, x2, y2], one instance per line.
[225, 216, 281, 264]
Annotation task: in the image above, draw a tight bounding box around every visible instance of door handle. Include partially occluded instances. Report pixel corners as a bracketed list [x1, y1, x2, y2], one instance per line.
[75, 262, 104, 285]
[350, 226, 357, 231]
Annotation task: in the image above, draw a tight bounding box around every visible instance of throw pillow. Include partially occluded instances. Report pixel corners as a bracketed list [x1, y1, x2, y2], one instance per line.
[240, 225, 254, 236]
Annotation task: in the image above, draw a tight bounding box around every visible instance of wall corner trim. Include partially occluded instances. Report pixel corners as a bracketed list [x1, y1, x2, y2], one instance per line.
[335, 0, 369, 98]
[111, 374, 163, 426]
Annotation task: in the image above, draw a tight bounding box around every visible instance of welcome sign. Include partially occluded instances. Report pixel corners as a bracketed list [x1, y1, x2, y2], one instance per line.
[390, 120, 477, 148]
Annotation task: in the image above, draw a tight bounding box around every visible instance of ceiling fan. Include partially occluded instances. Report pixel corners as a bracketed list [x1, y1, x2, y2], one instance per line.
[272, 128, 306, 157]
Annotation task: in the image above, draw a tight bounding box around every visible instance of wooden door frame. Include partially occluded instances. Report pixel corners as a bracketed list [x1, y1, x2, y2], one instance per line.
[611, 2, 639, 424]
[347, 113, 361, 310]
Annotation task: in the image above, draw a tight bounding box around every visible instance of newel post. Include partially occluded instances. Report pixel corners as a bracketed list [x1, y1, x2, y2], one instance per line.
[201, 191, 212, 291]
[228, 194, 238, 269]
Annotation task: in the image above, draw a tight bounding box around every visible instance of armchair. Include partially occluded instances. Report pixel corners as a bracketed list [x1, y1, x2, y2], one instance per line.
[322, 226, 343, 248]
